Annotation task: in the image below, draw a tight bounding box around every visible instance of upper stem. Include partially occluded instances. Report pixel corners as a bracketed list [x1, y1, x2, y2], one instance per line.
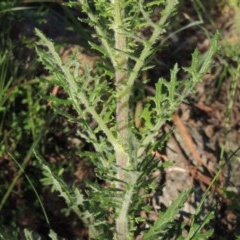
[114, 0, 130, 186]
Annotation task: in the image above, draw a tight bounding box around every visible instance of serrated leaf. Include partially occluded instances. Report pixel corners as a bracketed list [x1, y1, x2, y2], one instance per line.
[143, 190, 190, 240]
[199, 32, 219, 76]
[89, 41, 108, 57]
[168, 64, 179, 100]
[187, 211, 214, 240]
[140, 103, 154, 130]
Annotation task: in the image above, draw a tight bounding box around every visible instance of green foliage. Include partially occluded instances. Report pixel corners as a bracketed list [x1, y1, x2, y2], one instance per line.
[34, 0, 219, 239]
[23, 228, 58, 240]
[0, 227, 19, 240]
[24, 229, 41, 240]
[0, 2, 54, 237]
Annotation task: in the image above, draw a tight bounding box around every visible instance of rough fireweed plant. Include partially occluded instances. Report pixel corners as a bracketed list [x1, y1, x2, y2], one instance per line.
[35, 0, 218, 239]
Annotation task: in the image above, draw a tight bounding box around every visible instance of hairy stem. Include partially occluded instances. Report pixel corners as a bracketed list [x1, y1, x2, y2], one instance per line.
[114, 0, 129, 184]
[113, 0, 131, 239]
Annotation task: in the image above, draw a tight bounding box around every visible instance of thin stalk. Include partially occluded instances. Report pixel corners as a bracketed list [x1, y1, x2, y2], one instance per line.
[0, 138, 41, 211]
[0, 114, 54, 211]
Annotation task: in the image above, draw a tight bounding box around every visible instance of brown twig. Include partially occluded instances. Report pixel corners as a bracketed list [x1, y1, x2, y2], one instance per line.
[173, 112, 213, 174]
